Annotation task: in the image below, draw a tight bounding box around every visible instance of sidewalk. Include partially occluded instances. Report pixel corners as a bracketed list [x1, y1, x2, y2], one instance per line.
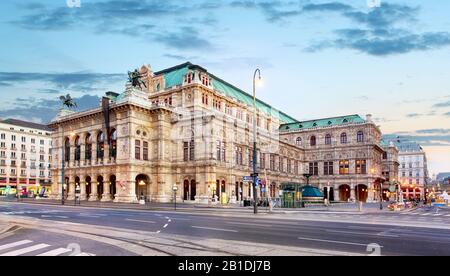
[0, 197, 404, 214]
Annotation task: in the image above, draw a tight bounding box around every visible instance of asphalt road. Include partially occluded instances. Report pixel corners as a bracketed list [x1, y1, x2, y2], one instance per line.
[1, 202, 450, 256]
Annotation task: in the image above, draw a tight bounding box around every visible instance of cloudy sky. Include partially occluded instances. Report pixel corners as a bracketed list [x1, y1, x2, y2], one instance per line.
[0, 0, 449, 175]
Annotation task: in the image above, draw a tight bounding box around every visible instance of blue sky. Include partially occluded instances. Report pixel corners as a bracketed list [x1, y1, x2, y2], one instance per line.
[0, 0, 449, 175]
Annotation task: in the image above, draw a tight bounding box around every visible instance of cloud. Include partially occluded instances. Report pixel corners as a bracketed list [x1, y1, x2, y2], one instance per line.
[12, 0, 218, 51]
[230, 1, 301, 23]
[0, 95, 100, 124]
[155, 27, 214, 50]
[416, 129, 450, 134]
[406, 113, 423, 118]
[163, 54, 198, 61]
[445, 112, 450, 117]
[0, 72, 125, 92]
[434, 101, 450, 108]
[387, 132, 450, 147]
[299, 2, 450, 56]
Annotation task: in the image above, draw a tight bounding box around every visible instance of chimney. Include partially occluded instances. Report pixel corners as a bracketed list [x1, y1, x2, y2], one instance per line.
[366, 114, 373, 122]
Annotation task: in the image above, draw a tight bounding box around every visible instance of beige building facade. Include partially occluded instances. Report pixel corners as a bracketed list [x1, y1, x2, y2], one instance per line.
[49, 62, 394, 204]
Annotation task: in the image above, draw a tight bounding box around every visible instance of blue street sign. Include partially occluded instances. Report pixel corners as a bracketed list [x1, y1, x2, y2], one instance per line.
[243, 176, 252, 182]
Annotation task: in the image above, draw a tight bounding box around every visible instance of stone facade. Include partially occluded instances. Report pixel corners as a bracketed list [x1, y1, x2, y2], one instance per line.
[49, 62, 395, 204]
[279, 115, 385, 202]
[49, 63, 305, 204]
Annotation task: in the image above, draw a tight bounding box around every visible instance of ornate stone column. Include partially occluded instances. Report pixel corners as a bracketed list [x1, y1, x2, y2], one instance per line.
[89, 179, 98, 201]
[80, 180, 87, 201]
[101, 175, 112, 202]
[67, 178, 75, 200]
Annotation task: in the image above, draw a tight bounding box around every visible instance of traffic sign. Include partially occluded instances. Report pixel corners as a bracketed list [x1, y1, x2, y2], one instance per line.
[243, 176, 252, 182]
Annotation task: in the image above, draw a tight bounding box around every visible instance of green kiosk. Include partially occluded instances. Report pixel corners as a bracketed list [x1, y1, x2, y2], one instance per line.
[281, 183, 324, 208]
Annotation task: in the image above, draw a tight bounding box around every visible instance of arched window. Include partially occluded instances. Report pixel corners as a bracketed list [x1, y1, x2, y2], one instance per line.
[357, 131, 364, 143]
[64, 138, 70, 162]
[97, 131, 104, 160]
[85, 133, 92, 161]
[340, 133, 348, 144]
[74, 136, 81, 161]
[325, 134, 332, 145]
[296, 137, 302, 146]
[110, 129, 117, 159]
[310, 136, 316, 146]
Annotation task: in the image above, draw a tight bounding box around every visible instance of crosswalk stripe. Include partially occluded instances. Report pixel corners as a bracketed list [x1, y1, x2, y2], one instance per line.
[445, 214, 450, 217]
[0, 240, 33, 251]
[37, 248, 72, 256]
[420, 213, 431, 216]
[0, 243, 50, 256]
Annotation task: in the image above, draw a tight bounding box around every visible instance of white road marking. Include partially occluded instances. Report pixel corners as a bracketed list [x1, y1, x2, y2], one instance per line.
[0, 240, 33, 251]
[420, 213, 431, 216]
[37, 248, 72, 256]
[325, 230, 368, 235]
[172, 218, 192, 221]
[125, 219, 156, 224]
[445, 214, 450, 217]
[192, 226, 238, 233]
[156, 231, 161, 234]
[0, 243, 50, 256]
[41, 215, 68, 219]
[298, 237, 381, 247]
[163, 224, 169, 228]
[226, 222, 272, 227]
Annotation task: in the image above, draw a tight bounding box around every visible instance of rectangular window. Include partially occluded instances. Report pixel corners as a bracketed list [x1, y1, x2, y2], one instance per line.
[21, 169, 26, 176]
[270, 155, 275, 171]
[294, 160, 299, 175]
[21, 144, 26, 151]
[189, 140, 195, 161]
[21, 137, 26, 143]
[31, 138, 35, 144]
[40, 170, 44, 177]
[0, 151, 5, 158]
[287, 159, 292, 174]
[11, 135, 16, 141]
[339, 160, 350, 175]
[356, 160, 367, 174]
[324, 162, 334, 175]
[183, 142, 189, 161]
[11, 169, 16, 175]
[0, 133, 5, 139]
[135, 140, 141, 160]
[0, 142, 5, 148]
[11, 143, 16, 150]
[40, 155, 44, 161]
[309, 162, 318, 176]
[40, 140, 44, 145]
[11, 152, 16, 159]
[235, 146, 243, 165]
[260, 153, 265, 169]
[21, 153, 26, 160]
[279, 156, 283, 172]
[143, 141, 149, 161]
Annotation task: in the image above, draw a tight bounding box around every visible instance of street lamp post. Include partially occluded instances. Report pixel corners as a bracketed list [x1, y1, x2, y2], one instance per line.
[173, 184, 178, 211]
[252, 68, 262, 215]
[379, 180, 383, 210]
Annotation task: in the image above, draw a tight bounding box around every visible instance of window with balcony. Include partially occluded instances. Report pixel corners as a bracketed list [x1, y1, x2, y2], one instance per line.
[97, 132, 104, 160]
[325, 134, 332, 145]
[270, 154, 275, 171]
[64, 138, 70, 162]
[216, 141, 226, 162]
[85, 134, 92, 161]
[357, 131, 364, 142]
[324, 161, 334, 175]
[356, 160, 367, 174]
[235, 146, 243, 165]
[74, 136, 81, 161]
[143, 141, 149, 161]
[110, 129, 117, 159]
[135, 140, 141, 160]
[339, 160, 350, 175]
[340, 133, 348, 144]
[11, 169, 16, 175]
[310, 136, 316, 146]
[0, 142, 5, 148]
[309, 162, 318, 176]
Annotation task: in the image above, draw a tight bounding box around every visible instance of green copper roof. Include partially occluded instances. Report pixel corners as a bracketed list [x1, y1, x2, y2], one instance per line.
[280, 114, 366, 132]
[154, 62, 297, 123]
